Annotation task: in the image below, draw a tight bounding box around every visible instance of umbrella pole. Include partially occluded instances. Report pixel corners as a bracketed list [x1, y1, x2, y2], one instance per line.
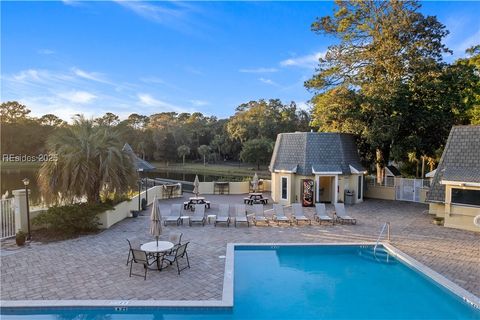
[156, 236, 159, 246]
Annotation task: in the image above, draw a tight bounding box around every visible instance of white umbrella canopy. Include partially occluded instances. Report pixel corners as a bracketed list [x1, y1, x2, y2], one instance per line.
[150, 196, 162, 246]
[252, 173, 259, 192]
[193, 175, 200, 197]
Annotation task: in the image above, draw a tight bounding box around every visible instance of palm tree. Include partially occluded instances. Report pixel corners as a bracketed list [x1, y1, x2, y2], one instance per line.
[197, 145, 210, 166]
[177, 145, 190, 166]
[38, 116, 137, 204]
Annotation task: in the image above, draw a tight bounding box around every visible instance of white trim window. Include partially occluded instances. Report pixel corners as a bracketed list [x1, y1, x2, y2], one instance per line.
[281, 176, 288, 200]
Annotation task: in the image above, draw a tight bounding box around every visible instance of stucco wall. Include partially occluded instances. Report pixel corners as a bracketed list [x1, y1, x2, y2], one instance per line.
[364, 186, 396, 200]
[98, 184, 182, 229]
[197, 180, 271, 195]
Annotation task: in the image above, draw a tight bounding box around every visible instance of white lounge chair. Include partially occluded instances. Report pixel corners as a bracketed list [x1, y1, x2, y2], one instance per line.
[190, 204, 206, 226]
[314, 203, 334, 225]
[334, 203, 357, 225]
[253, 204, 269, 226]
[234, 204, 249, 227]
[164, 203, 182, 226]
[215, 204, 230, 227]
[273, 204, 292, 226]
[291, 203, 311, 225]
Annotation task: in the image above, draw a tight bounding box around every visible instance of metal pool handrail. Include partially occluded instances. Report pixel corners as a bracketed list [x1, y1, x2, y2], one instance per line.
[374, 222, 390, 254]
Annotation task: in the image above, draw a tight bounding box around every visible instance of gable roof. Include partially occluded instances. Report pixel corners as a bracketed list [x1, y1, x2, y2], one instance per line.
[386, 165, 402, 177]
[427, 126, 480, 203]
[122, 143, 156, 172]
[269, 132, 365, 175]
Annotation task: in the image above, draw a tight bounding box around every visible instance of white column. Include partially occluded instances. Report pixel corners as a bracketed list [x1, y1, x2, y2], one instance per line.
[334, 175, 339, 203]
[315, 175, 320, 203]
[12, 189, 29, 233]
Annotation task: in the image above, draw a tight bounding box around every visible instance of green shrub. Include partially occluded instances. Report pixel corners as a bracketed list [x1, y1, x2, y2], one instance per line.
[32, 202, 113, 235]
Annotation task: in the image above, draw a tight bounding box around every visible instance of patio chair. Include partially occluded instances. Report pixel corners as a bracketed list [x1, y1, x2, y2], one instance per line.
[126, 239, 155, 265]
[190, 204, 206, 226]
[164, 204, 182, 226]
[129, 249, 157, 280]
[163, 242, 191, 275]
[314, 203, 334, 225]
[168, 231, 183, 253]
[291, 203, 311, 225]
[215, 204, 230, 227]
[334, 203, 357, 225]
[234, 204, 249, 227]
[253, 204, 269, 226]
[273, 204, 292, 226]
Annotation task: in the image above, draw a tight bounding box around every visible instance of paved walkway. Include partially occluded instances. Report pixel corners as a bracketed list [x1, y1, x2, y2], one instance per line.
[1, 194, 479, 301]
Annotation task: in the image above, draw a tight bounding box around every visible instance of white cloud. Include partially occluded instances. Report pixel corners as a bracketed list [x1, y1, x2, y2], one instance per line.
[58, 91, 97, 104]
[189, 99, 209, 107]
[296, 101, 311, 111]
[454, 29, 480, 56]
[239, 67, 278, 73]
[38, 49, 55, 55]
[137, 93, 190, 112]
[259, 77, 279, 86]
[61, 0, 79, 5]
[280, 51, 325, 69]
[71, 67, 108, 83]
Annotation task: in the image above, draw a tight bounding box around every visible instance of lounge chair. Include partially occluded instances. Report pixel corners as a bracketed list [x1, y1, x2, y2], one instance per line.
[164, 204, 182, 226]
[253, 204, 269, 226]
[190, 204, 206, 226]
[215, 204, 230, 227]
[234, 204, 249, 227]
[163, 242, 190, 275]
[314, 203, 334, 225]
[273, 204, 292, 226]
[334, 203, 357, 224]
[291, 203, 311, 225]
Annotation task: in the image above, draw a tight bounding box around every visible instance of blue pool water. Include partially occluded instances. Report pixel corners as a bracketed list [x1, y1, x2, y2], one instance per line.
[2, 245, 479, 319]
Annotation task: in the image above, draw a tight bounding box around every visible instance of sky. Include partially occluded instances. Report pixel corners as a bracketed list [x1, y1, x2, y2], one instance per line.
[1, 1, 480, 121]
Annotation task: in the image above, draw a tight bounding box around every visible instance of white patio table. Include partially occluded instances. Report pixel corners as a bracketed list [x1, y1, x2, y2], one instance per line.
[141, 241, 174, 270]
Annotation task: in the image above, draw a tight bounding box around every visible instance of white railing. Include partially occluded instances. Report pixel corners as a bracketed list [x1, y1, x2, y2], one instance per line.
[0, 198, 16, 239]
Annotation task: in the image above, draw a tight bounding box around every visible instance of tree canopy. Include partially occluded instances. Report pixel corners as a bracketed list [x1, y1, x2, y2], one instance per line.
[306, 0, 479, 180]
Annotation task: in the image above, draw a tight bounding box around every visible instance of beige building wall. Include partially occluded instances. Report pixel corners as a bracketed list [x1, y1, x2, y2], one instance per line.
[442, 184, 480, 232]
[271, 173, 364, 205]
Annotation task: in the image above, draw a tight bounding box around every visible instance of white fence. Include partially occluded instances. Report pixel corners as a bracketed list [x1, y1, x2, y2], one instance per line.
[0, 198, 16, 239]
[366, 176, 429, 203]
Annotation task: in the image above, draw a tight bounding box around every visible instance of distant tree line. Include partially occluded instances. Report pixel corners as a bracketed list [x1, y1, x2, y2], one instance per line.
[0, 99, 310, 168]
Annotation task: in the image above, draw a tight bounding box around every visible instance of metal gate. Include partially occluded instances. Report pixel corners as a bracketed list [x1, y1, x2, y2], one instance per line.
[395, 178, 423, 202]
[0, 198, 16, 239]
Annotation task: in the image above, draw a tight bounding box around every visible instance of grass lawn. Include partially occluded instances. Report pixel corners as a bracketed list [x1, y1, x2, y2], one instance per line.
[151, 161, 271, 178]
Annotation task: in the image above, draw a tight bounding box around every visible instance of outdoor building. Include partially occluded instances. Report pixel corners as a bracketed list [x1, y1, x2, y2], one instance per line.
[269, 132, 366, 206]
[427, 125, 480, 232]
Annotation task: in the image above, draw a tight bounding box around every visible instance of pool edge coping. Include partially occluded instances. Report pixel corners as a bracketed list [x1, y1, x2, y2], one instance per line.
[1, 241, 479, 310]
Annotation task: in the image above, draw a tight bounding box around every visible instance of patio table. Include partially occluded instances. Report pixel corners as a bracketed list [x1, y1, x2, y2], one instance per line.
[186, 197, 210, 210]
[141, 241, 174, 270]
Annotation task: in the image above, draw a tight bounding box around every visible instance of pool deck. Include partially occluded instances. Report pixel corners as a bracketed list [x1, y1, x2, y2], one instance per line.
[1, 194, 479, 303]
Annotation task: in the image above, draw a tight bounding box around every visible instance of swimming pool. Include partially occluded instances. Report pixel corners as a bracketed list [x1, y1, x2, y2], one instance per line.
[1, 244, 479, 319]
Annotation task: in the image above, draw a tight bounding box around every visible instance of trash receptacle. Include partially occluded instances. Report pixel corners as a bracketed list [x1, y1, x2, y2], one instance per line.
[344, 190, 355, 205]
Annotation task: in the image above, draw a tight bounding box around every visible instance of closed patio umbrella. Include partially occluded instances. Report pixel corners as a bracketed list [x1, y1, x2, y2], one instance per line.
[252, 173, 259, 192]
[150, 196, 162, 246]
[193, 175, 200, 197]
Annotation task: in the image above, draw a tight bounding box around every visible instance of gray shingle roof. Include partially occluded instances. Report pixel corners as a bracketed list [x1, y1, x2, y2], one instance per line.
[122, 143, 156, 172]
[269, 132, 365, 175]
[427, 126, 480, 203]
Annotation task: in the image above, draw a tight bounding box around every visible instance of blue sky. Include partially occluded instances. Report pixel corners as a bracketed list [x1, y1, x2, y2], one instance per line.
[2, 1, 479, 121]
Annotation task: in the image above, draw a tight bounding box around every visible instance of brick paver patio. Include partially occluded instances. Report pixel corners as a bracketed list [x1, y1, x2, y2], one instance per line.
[1, 194, 479, 301]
